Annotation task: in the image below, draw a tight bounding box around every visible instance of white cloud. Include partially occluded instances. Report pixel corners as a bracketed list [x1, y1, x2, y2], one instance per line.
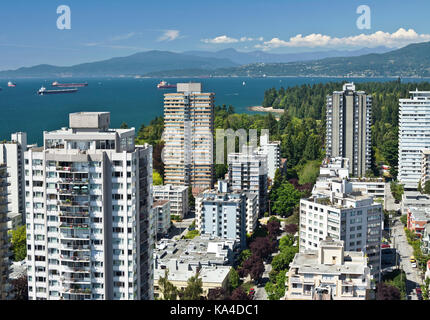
[202, 35, 239, 44]
[110, 32, 137, 42]
[158, 30, 180, 42]
[257, 28, 430, 51]
[202, 35, 264, 44]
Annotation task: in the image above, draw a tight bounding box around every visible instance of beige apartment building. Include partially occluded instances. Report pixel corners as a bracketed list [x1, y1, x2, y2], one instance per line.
[163, 83, 214, 195]
[284, 238, 371, 300]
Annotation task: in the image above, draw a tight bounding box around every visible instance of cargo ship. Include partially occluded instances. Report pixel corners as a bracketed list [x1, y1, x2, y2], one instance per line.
[52, 81, 88, 87]
[38, 86, 78, 95]
[157, 81, 176, 89]
[8, 81, 16, 87]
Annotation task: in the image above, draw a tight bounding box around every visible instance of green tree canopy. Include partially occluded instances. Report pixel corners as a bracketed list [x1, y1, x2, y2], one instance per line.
[10, 225, 26, 261]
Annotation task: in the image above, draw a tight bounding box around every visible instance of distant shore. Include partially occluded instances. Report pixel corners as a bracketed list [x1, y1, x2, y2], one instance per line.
[247, 106, 285, 114]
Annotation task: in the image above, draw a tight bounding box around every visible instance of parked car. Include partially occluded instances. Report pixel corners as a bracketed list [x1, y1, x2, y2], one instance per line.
[411, 262, 417, 268]
[416, 287, 423, 299]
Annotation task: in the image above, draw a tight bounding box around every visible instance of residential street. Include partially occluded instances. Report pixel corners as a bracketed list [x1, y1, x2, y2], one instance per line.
[254, 222, 288, 300]
[385, 182, 400, 212]
[391, 218, 423, 300]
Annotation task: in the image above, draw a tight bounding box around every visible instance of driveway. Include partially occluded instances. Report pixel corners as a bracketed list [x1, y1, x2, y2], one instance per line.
[391, 218, 423, 300]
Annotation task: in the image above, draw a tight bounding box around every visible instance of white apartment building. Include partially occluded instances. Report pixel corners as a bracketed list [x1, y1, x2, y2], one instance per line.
[195, 180, 258, 247]
[259, 134, 280, 181]
[228, 146, 268, 215]
[163, 83, 214, 194]
[316, 157, 386, 202]
[0, 164, 11, 299]
[25, 112, 154, 300]
[285, 238, 371, 300]
[398, 90, 430, 190]
[0, 132, 28, 227]
[152, 184, 189, 219]
[153, 200, 170, 236]
[300, 179, 382, 278]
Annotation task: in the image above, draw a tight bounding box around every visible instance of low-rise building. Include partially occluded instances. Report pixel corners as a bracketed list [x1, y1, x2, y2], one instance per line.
[153, 184, 189, 218]
[315, 157, 386, 202]
[153, 235, 235, 298]
[401, 191, 430, 215]
[153, 200, 171, 237]
[407, 207, 430, 238]
[421, 224, 430, 254]
[284, 238, 371, 300]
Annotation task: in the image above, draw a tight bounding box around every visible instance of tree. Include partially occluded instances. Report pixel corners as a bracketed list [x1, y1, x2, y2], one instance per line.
[424, 180, 430, 195]
[284, 224, 298, 235]
[271, 246, 298, 272]
[265, 269, 287, 300]
[376, 282, 401, 300]
[238, 249, 252, 266]
[249, 237, 274, 260]
[10, 275, 28, 300]
[228, 268, 240, 291]
[271, 181, 302, 217]
[230, 287, 251, 300]
[158, 270, 178, 300]
[266, 219, 281, 238]
[180, 271, 203, 300]
[279, 234, 295, 250]
[241, 255, 264, 281]
[207, 287, 229, 300]
[10, 225, 26, 261]
[188, 186, 195, 213]
[153, 171, 163, 185]
[120, 122, 129, 129]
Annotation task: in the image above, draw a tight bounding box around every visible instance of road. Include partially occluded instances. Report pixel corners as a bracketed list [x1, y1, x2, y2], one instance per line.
[254, 223, 287, 300]
[385, 182, 400, 212]
[391, 218, 423, 300]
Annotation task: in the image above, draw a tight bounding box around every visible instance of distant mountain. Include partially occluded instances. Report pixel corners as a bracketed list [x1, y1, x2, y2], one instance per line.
[183, 47, 392, 64]
[150, 41, 430, 78]
[0, 50, 238, 78]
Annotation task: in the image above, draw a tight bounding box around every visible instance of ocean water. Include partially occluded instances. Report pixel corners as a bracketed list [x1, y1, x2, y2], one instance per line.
[0, 77, 427, 146]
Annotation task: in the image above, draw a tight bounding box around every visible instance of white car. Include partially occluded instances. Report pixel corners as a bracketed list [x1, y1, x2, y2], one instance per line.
[411, 262, 417, 268]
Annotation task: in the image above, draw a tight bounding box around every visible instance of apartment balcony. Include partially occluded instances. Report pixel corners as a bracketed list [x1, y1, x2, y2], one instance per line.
[60, 254, 90, 262]
[60, 243, 90, 251]
[58, 200, 89, 207]
[59, 211, 89, 218]
[59, 222, 89, 230]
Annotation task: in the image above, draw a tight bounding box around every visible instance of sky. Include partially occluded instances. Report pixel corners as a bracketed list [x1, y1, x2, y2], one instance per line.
[0, 0, 429, 70]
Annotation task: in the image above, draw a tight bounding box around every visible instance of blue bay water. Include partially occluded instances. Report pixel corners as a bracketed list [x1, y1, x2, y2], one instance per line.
[0, 77, 427, 146]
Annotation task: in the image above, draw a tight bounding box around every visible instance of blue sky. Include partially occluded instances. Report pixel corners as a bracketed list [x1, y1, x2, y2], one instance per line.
[0, 0, 429, 70]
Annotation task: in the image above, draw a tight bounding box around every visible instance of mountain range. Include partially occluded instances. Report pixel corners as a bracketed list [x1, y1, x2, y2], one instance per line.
[0, 42, 429, 78]
[184, 46, 392, 65]
[147, 41, 430, 78]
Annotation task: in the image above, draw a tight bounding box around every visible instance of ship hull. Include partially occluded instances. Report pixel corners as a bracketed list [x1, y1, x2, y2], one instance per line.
[38, 89, 78, 95]
[52, 83, 88, 87]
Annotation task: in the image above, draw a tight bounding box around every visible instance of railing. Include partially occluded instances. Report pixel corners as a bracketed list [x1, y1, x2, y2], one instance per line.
[59, 223, 89, 229]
